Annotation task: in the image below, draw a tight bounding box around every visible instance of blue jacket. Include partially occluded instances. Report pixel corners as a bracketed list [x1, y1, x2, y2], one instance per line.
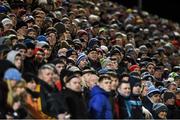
[88, 85, 113, 119]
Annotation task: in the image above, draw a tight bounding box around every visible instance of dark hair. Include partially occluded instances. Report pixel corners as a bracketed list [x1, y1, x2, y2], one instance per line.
[99, 75, 111, 82]
[119, 72, 129, 81]
[118, 80, 130, 87]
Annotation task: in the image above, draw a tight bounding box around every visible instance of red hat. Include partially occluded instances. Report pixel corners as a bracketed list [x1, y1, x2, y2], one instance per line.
[129, 64, 140, 72]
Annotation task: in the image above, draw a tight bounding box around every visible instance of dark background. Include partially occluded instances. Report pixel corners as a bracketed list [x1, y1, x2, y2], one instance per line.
[111, 0, 180, 23]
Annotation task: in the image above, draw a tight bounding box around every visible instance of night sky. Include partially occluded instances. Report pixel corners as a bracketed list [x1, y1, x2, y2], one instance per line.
[111, 0, 180, 23]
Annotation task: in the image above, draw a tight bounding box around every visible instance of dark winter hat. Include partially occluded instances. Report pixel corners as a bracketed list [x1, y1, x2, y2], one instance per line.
[88, 38, 99, 49]
[54, 22, 66, 36]
[77, 29, 88, 37]
[142, 74, 155, 82]
[163, 91, 176, 102]
[0, 44, 10, 53]
[129, 71, 140, 78]
[66, 49, 77, 58]
[130, 76, 141, 88]
[12, 44, 27, 50]
[16, 20, 27, 30]
[22, 72, 39, 83]
[147, 85, 160, 97]
[36, 35, 47, 42]
[24, 15, 34, 23]
[24, 39, 35, 49]
[110, 48, 121, 57]
[87, 48, 97, 55]
[66, 74, 79, 83]
[44, 17, 53, 23]
[158, 86, 167, 94]
[153, 103, 168, 114]
[0, 5, 8, 13]
[45, 27, 57, 35]
[82, 68, 96, 75]
[67, 65, 82, 75]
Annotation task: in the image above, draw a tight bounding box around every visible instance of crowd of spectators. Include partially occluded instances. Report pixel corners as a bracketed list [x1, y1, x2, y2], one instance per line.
[0, 0, 179, 119]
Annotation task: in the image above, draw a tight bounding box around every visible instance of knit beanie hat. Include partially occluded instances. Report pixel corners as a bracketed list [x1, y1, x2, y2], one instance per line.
[88, 38, 99, 49]
[4, 68, 21, 81]
[36, 35, 47, 42]
[147, 85, 160, 97]
[76, 53, 87, 65]
[163, 92, 176, 102]
[66, 49, 77, 58]
[153, 103, 168, 114]
[54, 22, 66, 37]
[1, 18, 12, 26]
[129, 64, 140, 72]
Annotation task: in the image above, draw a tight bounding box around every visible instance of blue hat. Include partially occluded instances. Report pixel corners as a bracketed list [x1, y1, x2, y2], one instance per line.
[98, 68, 108, 75]
[0, 5, 7, 13]
[76, 53, 87, 65]
[36, 35, 47, 42]
[88, 38, 99, 49]
[147, 85, 160, 97]
[4, 68, 22, 81]
[153, 103, 168, 114]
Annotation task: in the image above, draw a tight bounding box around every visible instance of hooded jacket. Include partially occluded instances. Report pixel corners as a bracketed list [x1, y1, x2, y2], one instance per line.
[88, 85, 113, 119]
[6, 50, 20, 64]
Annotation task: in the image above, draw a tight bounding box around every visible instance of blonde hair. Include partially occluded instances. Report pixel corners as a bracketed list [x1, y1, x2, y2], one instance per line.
[6, 80, 13, 106]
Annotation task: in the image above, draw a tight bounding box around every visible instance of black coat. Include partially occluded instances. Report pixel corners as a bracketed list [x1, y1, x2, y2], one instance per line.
[117, 94, 131, 119]
[88, 59, 102, 71]
[166, 105, 180, 119]
[129, 94, 144, 119]
[62, 88, 89, 119]
[39, 80, 66, 118]
[142, 96, 153, 114]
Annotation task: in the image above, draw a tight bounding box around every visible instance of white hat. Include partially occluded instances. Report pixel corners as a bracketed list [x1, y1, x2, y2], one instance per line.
[1, 18, 12, 26]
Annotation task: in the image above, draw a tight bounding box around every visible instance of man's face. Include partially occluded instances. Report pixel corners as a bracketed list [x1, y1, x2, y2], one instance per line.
[35, 16, 44, 27]
[47, 32, 57, 46]
[118, 83, 131, 97]
[165, 97, 175, 105]
[132, 85, 141, 95]
[69, 54, 77, 63]
[3, 24, 13, 31]
[99, 79, 111, 92]
[27, 31, 37, 39]
[168, 84, 177, 93]
[39, 68, 54, 85]
[150, 94, 160, 103]
[18, 48, 27, 60]
[26, 80, 37, 91]
[86, 74, 98, 89]
[26, 48, 34, 57]
[55, 63, 65, 75]
[79, 58, 88, 69]
[18, 26, 28, 36]
[66, 77, 82, 92]
[14, 55, 22, 69]
[147, 64, 155, 75]
[110, 76, 119, 90]
[88, 51, 98, 61]
[154, 70, 163, 79]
